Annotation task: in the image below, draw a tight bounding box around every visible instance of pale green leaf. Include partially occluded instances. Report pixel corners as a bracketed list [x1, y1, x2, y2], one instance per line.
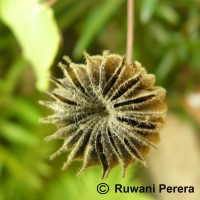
[0, 0, 60, 91]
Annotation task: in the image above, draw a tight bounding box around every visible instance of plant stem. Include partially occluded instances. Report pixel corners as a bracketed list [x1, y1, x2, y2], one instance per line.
[46, 0, 57, 7]
[126, 0, 134, 63]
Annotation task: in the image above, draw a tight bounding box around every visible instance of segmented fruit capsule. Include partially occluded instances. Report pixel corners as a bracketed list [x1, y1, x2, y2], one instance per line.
[40, 51, 167, 179]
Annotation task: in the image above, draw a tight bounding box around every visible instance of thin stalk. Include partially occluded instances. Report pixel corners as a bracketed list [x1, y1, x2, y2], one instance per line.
[46, 0, 57, 7]
[126, 0, 134, 63]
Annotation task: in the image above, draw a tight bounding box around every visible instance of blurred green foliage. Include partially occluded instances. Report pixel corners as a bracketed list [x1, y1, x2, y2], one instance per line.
[0, 0, 199, 200]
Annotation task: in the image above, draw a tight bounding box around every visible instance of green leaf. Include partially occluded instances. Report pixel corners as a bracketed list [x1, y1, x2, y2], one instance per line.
[149, 22, 171, 45]
[73, 0, 125, 58]
[0, 121, 39, 146]
[56, 0, 92, 30]
[140, 0, 158, 24]
[0, 0, 60, 91]
[9, 96, 41, 127]
[0, 57, 27, 97]
[156, 4, 180, 25]
[0, 146, 41, 189]
[155, 50, 176, 84]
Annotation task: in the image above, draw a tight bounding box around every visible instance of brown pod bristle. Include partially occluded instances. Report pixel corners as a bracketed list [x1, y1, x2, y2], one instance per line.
[40, 51, 167, 179]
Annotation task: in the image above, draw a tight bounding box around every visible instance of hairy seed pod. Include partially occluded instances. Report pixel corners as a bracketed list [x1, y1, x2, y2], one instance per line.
[40, 51, 167, 179]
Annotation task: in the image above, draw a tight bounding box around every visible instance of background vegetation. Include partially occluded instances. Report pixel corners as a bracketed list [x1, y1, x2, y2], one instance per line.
[0, 0, 199, 200]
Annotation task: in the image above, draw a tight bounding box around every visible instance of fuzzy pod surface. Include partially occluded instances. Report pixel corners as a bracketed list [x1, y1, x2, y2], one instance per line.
[40, 51, 167, 179]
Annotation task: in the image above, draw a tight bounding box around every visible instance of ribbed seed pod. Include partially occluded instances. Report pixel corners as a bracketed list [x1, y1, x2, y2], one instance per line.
[40, 51, 167, 179]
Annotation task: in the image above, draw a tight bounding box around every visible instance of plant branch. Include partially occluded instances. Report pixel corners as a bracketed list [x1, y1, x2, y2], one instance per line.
[126, 0, 134, 63]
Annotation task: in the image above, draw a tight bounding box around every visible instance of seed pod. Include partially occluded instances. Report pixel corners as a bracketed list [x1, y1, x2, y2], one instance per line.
[40, 51, 167, 179]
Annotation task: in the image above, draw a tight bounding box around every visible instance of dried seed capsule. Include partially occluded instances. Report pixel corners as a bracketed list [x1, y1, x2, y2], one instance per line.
[40, 51, 167, 179]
